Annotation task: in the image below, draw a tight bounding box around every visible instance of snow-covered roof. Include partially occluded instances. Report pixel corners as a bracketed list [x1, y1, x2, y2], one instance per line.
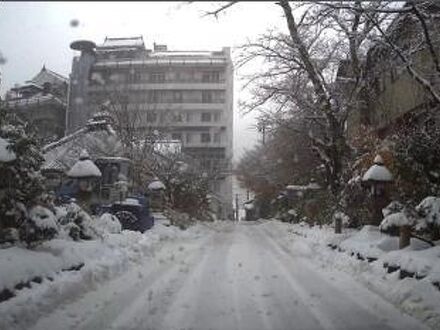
[10, 82, 43, 92]
[100, 36, 145, 49]
[29, 66, 68, 85]
[286, 182, 321, 191]
[116, 198, 141, 206]
[67, 158, 102, 178]
[41, 159, 66, 172]
[148, 180, 166, 190]
[362, 164, 393, 182]
[0, 137, 16, 162]
[42, 122, 123, 172]
[5, 94, 66, 108]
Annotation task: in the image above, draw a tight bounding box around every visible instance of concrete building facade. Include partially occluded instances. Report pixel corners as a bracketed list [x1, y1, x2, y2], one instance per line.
[67, 36, 234, 218]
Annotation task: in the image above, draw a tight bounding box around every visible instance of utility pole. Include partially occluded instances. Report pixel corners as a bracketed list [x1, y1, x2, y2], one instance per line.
[235, 193, 239, 222]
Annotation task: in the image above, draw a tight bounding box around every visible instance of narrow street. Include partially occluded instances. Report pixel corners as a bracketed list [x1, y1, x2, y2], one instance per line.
[27, 221, 429, 330]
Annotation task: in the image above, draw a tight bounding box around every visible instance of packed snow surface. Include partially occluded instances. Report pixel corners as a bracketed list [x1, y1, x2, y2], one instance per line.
[0, 220, 434, 330]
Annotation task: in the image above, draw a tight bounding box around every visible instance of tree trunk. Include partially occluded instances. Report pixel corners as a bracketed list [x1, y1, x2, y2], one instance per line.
[431, 225, 440, 241]
[399, 225, 411, 249]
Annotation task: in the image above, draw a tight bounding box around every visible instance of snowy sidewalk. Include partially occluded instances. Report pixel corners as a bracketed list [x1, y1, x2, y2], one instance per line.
[278, 221, 440, 330]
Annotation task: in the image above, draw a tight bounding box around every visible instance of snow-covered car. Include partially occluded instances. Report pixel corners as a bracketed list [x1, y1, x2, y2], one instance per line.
[110, 196, 154, 233]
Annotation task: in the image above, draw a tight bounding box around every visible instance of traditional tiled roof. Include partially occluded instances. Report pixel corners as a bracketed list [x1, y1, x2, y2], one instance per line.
[28, 66, 68, 87]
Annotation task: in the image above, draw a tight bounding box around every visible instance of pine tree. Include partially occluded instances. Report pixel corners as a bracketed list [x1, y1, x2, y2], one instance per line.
[0, 109, 55, 245]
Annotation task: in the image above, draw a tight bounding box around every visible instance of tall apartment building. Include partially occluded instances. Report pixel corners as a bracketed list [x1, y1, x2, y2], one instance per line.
[67, 36, 234, 218]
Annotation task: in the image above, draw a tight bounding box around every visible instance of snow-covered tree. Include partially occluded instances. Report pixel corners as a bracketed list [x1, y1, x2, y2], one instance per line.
[415, 196, 440, 240]
[0, 110, 57, 245]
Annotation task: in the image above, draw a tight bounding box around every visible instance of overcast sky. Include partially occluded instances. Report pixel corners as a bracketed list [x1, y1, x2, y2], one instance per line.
[0, 1, 289, 162]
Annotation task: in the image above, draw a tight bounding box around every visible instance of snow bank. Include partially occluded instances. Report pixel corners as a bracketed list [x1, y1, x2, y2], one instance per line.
[0, 220, 213, 330]
[340, 225, 399, 258]
[94, 213, 122, 234]
[382, 246, 440, 281]
[278, 221, 440, 329]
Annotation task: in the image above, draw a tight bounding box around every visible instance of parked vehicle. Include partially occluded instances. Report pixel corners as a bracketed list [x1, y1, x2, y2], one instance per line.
[110, 196, 154, 232]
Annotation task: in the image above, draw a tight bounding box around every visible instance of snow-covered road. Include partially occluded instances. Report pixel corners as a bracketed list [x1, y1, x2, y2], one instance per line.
[27, 221, 429, 330]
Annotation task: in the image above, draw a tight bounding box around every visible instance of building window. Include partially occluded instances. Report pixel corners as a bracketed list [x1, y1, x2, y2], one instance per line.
[202, 91, 213, 103]
[173, 112, 184, 122]
[148, 90, 159, 103]
[150, 72, 165, 83]
[173, 91, 183, 103]
[186, 132, 194, 143]
[148, 90, 165, 103]
[201, 112, 211, 122]
[214, 132, 221, 143]
[202, 71, 220, 83]
[128, 72, 141, 83]
[146, 111, 157, 123]
[186, 112, 194, 122]
[214, 112, 221, 122]
[171, 132, 182, 141]
[201, 132, 211, 143]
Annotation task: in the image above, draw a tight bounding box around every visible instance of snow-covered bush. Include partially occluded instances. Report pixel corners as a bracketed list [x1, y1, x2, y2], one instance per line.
[415, 196, 440, 240]
[382, 201, 405, 218]
[380, 212, 417, 231]
[163, 208, 195, 230]
[94, 213, 122, 234]
[20, 206, 59, 245]
[332, 211, 350, 227]
[57, 202, 102, 240]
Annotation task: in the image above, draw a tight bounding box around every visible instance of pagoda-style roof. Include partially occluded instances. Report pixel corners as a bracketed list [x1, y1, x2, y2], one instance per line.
[28, 66, 68, 86]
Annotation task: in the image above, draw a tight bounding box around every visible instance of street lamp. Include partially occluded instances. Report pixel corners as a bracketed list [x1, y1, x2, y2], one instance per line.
[362, 154, 394, 226]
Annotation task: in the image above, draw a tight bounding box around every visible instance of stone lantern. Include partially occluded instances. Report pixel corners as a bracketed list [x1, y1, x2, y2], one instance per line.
[66, 149, 102, 210]
[148, 178, 166, 211]
[362, 155, 393, 226]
